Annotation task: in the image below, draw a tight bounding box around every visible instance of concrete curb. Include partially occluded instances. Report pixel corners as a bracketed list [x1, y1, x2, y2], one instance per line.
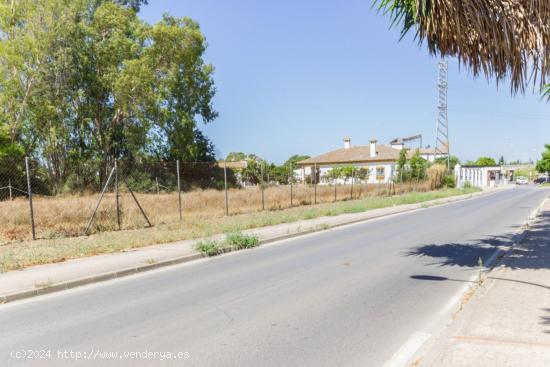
[0, 254, 205, 303]
[0, 187, 513, 304]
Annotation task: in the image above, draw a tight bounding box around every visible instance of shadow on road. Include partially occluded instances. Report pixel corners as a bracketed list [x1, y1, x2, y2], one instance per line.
[405, 211, 550, 270]
[540, 308, 550, 334]
[407, 209, 550, 334]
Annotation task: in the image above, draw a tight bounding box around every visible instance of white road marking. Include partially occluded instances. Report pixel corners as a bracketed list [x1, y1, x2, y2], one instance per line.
[382, 332, 432, 367]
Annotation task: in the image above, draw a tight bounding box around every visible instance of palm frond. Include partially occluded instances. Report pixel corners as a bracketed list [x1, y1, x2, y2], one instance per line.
[376, 0, 550, 94]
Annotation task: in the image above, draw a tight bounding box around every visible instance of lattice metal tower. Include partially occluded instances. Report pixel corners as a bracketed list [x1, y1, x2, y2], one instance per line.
[435, 60, 450, 168]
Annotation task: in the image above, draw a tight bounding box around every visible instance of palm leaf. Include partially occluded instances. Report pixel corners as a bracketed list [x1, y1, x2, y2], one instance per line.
[375, 0, 550, 95]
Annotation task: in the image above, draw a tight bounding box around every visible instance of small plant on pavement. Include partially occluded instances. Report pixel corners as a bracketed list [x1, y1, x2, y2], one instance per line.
[225, 232, 260, 250]
[478, 256, 484, 284]
[196, 239, 223, 256]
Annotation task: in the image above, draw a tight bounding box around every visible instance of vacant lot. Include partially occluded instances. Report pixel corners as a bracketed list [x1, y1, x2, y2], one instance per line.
[0, 181, 432, 244]
[0, 187, 479, 272]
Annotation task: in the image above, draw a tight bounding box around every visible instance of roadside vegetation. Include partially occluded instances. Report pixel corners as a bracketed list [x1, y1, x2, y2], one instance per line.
[196, 232, 260, 257]
[0, 163, 452, 243]
[0, 186, 479, 272]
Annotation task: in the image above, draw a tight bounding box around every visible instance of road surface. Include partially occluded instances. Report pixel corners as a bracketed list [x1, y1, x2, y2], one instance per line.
[1, 186, 548, 367]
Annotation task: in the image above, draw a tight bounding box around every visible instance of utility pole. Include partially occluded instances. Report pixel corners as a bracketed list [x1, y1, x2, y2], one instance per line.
[436, 60, 450, 169]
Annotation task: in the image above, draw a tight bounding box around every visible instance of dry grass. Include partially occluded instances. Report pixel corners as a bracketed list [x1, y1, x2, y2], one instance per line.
[0, 187, 480, 272]
[0, 181, 435, 244]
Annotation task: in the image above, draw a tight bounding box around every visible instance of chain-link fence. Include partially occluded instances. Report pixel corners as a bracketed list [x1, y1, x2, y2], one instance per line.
[0, 157, 450, 245]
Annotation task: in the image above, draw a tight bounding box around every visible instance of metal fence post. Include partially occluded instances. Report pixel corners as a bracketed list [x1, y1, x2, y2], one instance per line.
[289, 163, 293, 207]
[351, 166, 355, 199]
[334, 178, 337, 202]
[314, 163, 317, 204]
[8, 179, 12, 201]
[261, 162, 265, 211]
[25, 157, 36, 240]
[223, 160, 229, 216]
[177, 160, 182, 220]
[84, 167, 116, 235]
[115, 159, 121, 230]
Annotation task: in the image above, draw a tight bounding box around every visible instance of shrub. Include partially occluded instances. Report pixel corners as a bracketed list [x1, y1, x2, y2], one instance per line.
[196, 239, 223, 256]
[427, 164, 446, 189]
[442, 174, 456, 188]
[225, 231, 260, 249]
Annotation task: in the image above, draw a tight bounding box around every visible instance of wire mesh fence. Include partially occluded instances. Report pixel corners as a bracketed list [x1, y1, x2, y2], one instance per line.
[0, 157, 449, 245]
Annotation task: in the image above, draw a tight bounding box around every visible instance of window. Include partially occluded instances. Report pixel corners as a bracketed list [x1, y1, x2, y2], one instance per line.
[376, 166, 385, 177]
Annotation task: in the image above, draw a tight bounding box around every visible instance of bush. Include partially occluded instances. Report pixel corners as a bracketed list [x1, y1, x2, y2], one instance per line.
[442, 174, 456, 188]
[225, 231, 260, 249]
[427, 164, 446, 189]
[196, 239, 223, 256]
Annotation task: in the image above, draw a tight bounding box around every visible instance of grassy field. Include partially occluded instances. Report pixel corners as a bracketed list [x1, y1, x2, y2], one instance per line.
[0, 181, 434, 243]
[0, 187, 479, 272]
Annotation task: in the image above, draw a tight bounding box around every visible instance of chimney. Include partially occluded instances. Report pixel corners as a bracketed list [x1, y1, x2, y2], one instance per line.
[343, 137, 351, 150]
[370, 139, 377, 157]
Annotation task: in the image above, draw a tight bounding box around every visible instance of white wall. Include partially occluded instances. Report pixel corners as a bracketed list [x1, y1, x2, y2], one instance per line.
[295, 162, 396, 184]
[454, 164, 503, 189]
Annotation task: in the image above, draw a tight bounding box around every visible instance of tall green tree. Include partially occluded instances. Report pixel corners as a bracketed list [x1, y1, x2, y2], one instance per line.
[0, 0, 218, 192]
[397, 148, 408, 171]
[536, 145, 550, 174]
[409, 150, 427, 179]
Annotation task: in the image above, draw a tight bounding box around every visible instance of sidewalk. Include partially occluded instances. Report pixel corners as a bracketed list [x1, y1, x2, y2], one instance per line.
[0, 186, 508, 303]
[425, 199, 550, 367]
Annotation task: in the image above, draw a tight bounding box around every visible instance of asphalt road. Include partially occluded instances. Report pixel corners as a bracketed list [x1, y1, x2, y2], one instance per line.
[1, 186, 548, 367]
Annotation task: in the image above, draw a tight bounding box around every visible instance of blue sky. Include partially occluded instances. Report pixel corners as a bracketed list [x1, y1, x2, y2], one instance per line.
[140, 0, 550, 164]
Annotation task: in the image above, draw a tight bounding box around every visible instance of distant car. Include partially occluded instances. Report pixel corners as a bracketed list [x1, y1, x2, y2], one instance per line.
[516, 176, 528, 185]
[534, 176, 550, 184]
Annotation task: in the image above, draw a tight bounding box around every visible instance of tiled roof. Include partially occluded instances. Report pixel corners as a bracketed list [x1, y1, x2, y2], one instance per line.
[298, 144, 401, 165]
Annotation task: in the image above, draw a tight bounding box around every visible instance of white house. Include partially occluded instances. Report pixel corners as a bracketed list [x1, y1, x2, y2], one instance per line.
[454, 164, 504, 188]
[296, 138, 402, 184]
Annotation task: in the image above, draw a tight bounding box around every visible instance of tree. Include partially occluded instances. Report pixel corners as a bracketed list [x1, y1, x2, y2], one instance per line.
[434, 155, 460, 169]
[354, 167, 370, 181]
[475, 157, 497, 166]
[339, 165, 355, 183]
[409, 150, 427, 179]
[397, 148, 408, 171]
[326, 167, 343, 183]
[0, 0, 218, 192]
[396, 148, 409, 182]
[114, 0, 148, 11]
[498, 155, 505, 165]
[536, 144, 550, 174]
[241, 158, 264, 185]
[284, 154, 310, 169]
[226, 152, 247, 161]
[375, 0, 549, 95]
[0, 125, 25, 188]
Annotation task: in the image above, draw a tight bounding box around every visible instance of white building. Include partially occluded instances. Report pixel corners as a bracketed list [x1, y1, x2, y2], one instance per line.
[454, 164, 504, 188]
[296, 138, 411, 184]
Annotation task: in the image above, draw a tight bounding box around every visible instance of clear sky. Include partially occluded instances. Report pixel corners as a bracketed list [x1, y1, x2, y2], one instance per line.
[139, 0, 550, 164]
